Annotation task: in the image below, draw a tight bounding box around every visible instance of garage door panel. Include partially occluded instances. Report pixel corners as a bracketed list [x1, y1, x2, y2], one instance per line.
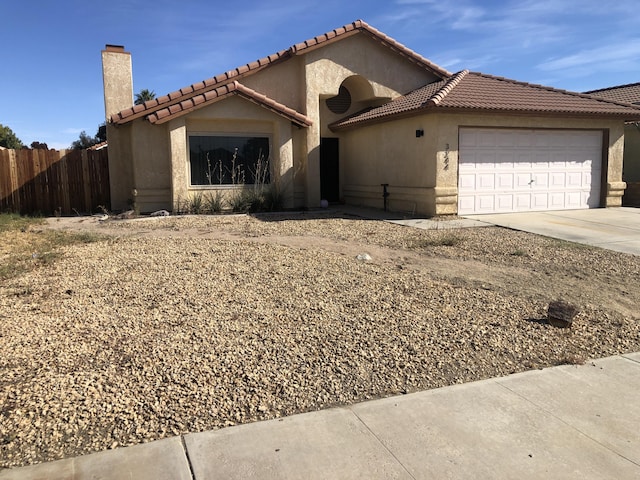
[550, 172, 566, 188]
[458, 128, 602, 215]
[566, 192, 583, 208]
[496, 195, 515, 211]
[531, 193, 549, 209]
[477, 174, 495, 189]
[476, 195, 496, 213]
[496, 174, 513, 189]
[531, 173, 549, 189]
[549, 193, 566, 208]
[514, 195, 531, 209]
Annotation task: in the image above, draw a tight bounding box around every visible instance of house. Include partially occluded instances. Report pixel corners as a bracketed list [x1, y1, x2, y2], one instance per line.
[584, 83, 640, 206]
[101, 20, 640, 215]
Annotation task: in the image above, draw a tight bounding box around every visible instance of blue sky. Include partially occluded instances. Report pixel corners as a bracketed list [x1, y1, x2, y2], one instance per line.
[1, 0, 639, 149]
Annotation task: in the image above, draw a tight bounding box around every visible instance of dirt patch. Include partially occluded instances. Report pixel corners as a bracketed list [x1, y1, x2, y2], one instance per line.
[1, 211, 639, 468]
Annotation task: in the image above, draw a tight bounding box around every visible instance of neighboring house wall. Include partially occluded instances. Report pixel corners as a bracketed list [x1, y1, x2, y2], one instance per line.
[340, 114, 625, 215]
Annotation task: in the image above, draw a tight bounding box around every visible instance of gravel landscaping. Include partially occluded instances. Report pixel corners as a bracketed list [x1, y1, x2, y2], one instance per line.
[1, 210, 639, 469]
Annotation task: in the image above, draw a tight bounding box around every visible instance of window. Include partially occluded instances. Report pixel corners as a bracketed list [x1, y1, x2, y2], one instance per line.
[326, 86, 351, 114]
[189, 135, 270, 186]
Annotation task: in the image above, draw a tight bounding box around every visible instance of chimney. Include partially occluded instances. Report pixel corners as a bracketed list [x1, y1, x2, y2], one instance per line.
[101, 44, 134, 120]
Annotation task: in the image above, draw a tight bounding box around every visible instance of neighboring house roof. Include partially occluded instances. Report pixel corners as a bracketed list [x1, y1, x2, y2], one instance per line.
[584, 82, 640, 105]
[88, 141, 108, 151]
[111, 19, 450, 126]
[146, 81, 313, 127]
[331, 70, 640, 130]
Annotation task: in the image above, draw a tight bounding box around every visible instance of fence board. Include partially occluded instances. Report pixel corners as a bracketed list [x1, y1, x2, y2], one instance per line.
[0, 148, 110, 215]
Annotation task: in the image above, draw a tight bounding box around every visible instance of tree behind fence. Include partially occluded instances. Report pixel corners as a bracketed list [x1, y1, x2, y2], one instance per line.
[0, 148, 110, 215]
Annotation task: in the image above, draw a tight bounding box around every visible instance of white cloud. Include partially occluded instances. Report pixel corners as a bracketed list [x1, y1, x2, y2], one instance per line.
[538, 40, 640, 72]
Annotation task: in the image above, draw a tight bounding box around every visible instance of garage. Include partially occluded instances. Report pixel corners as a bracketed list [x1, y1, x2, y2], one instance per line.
[458, 128, 603, 215]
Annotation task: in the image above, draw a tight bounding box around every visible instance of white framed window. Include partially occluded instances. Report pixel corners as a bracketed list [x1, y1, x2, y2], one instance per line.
[189, 135, 271, 186]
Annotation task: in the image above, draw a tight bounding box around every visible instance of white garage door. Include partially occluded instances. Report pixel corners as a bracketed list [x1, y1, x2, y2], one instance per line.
[458, 128, 602, 215]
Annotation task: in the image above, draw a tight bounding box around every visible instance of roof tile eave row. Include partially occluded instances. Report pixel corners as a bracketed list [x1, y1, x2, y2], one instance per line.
[147, 81, 312, 127]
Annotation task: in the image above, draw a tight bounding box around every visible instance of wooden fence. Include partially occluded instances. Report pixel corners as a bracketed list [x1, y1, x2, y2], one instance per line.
[0, 147, 110, 215]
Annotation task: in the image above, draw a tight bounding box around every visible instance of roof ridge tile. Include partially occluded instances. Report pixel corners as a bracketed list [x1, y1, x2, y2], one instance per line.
[427, 70, 469, 106]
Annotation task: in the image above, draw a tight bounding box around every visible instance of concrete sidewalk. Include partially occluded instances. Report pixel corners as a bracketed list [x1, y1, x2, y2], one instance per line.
[2, 353, 639, 479]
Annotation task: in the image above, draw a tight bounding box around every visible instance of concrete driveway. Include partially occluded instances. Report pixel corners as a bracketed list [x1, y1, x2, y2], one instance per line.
[464, 207, 640, 256]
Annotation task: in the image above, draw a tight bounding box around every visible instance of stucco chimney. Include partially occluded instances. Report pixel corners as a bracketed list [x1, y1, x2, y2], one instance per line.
[101, 44, 133, 119]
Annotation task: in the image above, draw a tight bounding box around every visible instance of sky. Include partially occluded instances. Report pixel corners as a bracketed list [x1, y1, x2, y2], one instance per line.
[1, 0, 639, 149]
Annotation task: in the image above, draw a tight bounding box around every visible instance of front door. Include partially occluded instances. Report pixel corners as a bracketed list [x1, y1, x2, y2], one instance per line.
[320, 137, 340, 203]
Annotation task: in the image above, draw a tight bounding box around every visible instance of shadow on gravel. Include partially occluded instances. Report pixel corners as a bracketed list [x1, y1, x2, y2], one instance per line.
[525, 317, 550, 326]
[250, 206, 426, 223]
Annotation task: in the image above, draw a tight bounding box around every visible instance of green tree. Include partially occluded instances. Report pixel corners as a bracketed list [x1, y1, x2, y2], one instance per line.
[70, 131, 98, 150]
[96, 123, 107, 143]
[134, 89, 156, 105]
[0, 124, 24, 149]
[30, 141, 49, 149]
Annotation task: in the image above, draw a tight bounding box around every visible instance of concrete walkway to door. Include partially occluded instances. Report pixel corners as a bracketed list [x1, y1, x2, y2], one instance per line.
[464, 207, 640, 256]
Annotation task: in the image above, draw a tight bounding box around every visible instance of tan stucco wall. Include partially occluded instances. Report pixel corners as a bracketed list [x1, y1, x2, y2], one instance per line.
[130, 121, 171, 213]
[101, 48, 133, 118]
[300, 35, 440, 207]
[339, 113, 627, 215]
[106, 123, 135, 212]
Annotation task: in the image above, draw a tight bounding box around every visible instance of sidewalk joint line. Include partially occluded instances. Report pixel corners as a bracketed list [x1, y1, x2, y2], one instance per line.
[495, 379, 640, 468]
[350, 408, 418, 480]
[180, 435, 197, 480]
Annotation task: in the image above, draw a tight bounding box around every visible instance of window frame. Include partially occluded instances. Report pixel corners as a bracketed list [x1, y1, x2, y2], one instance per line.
[187, 133, 272, 188]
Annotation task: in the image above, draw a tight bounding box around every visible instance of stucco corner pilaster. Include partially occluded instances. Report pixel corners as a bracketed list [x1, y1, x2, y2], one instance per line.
[606, 181, 626, 206]
[169, 119, 188, 211]
[434, 186, 458, 215]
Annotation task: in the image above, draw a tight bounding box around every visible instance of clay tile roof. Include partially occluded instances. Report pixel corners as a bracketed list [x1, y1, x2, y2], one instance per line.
[110, 20, 450, 126]
[146, 81, 313, 127]
[584, 82, 640, 105]
[288, 20, 450, 77]
[331, 71, 640, 130]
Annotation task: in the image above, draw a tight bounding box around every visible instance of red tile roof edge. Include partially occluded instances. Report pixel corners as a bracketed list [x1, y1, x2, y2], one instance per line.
[289, 20, 451, 78]
[472, 73, 640, 108]
[111, 49, 291, 125]
[110, 19, 450, 125]
[584, 82, 640, 95]
[147, 81, 313, 127]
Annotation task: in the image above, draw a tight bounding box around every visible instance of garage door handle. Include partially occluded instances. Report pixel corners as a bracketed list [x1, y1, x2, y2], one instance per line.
[528, 179, 535, 185]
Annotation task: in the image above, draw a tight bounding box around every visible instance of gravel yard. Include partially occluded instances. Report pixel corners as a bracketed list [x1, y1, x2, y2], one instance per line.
[1, 210, 639, 469]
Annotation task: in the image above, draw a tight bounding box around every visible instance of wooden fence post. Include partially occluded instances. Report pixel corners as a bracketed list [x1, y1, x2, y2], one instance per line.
[8, 149, 21, 212]
[81, 149, 92, 212]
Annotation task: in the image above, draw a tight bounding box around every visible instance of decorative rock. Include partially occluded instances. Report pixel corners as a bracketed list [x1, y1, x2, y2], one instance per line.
[150, 210, 170, 217]
[356, 253, 372, 262]
[547, 300, 579, 328]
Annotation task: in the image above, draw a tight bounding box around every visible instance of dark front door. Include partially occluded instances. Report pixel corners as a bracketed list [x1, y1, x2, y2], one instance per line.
[320, 137, 339, 203]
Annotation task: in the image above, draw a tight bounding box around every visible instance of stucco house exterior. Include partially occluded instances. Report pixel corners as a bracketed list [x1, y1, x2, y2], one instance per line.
[585, 82, 640, 206]
[101, 20, 640, 215]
